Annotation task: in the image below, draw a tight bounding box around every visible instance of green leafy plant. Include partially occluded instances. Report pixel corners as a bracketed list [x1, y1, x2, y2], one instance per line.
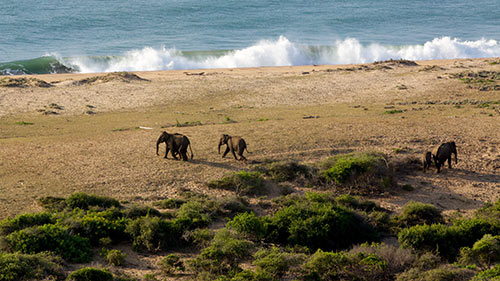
[207, 171, 266, 196]
[66, 267, 113, 281]
[66, 192, 121, 210]
[0, 252, 64, 281]
[227, 212, 267, 240]
[394, 201, 444, 227]
[159, 254, 185, 276]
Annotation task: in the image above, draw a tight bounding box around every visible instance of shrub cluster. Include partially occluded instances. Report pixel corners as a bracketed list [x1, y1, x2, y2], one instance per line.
[207, 171, 266, 196]
[66, 267, 113, 281]
[253, 161, 315, 184]
[393, 201, 444, 227]
[0, 252, 64, 281]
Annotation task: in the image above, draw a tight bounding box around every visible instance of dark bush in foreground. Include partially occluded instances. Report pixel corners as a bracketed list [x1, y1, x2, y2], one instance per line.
[125, 216, 184, 252]
[0, 252, 64, 281]
[66, 267, 113, 281]
[473, 264, 500, 280]
[37, 196, 67, 212]
[334, 194, 377, 212]
[5, 224, 92, 262]
[122, 205, 162, 218]
[0, 212, 55, 235]
[188, 229, 253, 275]
[66, 192, 121, 210]
[153, 198, 186, 209]
[396, 265, 475, 281]
[266, 195, 378, 250]
[207, 171, 266, 196]
[398, 218, 500, 261]
[253, 247, 306, 279]
[394, 201, 444, 227]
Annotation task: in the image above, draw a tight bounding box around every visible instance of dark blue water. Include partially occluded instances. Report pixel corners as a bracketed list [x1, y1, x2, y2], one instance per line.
[1, 0, 499, 74]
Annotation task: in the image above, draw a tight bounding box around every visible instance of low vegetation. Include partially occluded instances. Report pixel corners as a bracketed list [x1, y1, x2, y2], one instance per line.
[2, 157, 500, 280]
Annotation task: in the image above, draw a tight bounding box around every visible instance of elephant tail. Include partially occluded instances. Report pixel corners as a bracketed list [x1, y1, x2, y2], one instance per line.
[188, 143, 194, 159]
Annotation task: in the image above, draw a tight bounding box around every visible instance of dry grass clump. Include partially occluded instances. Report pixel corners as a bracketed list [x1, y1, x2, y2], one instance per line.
[453, 70, 500, 91]
[0, 77, 53, 88]
[373, 59, 419, 67]
[72, 72, 149, 85]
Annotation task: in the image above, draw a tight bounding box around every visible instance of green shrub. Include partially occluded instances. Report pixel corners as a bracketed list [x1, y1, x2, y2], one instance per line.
[125, 216, 184, 252]
[394, 201, 444, 227]
[459, 234, 500, 267]
[66, 192, 121, 210]
[5, 224, 92, 262]
[0, 252, 64, 281]
[159, 254, 185, 276]
[207, 171, 266, 196]
[66, 209, 128, 245]
[176, 201, 212, 229]
[398, 218, 500, 261]
[473, 264, 500, 280]
[266, 196, 378, 250]
[396, 265, 475, 281]
[254, 161, 313, 183]
[153, 198, 186, 209]
[37, 196, 67, 212]
[0, 212, 55, 235]
[66, 267, 113, 281]
[103, 249, 126, 266]
[188, 229, 253, 274]
[219, 197, 250, 215]
[301, 249, 350, 280]
[322, 153, 384, 184]
[227, 212, 267, 240]
[183, 228, 215, 248]
[122, 205, 162, 218]
[253, 247, 306, 279]
[334, 194, 377, 212]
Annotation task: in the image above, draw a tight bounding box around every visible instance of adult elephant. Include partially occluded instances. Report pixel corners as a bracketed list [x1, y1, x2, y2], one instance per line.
[156, 131, 193, 161]
[218, 134, 249, 161]
[432, 141, 457, 173]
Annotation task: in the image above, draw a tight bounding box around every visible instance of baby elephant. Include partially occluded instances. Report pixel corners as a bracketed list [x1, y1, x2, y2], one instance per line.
[218, 134, 249, 161]
[156, 131, 194, 161]
[432, 141, 458, 173]
[423, 151, 432, 172]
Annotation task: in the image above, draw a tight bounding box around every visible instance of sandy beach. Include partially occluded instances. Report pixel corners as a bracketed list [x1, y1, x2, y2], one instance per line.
[1, 57, 500, 219]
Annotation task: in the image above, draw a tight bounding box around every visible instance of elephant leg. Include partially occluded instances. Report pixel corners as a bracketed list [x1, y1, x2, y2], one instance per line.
[222, 147, 230, 158]
[448, 156, 452, 168]
[164, 148, 169, 159]
[436, 162, 441, 173]
[181, 148, 188, 161]
[238, 148, 246, 161]
[231, 149, 238, 160]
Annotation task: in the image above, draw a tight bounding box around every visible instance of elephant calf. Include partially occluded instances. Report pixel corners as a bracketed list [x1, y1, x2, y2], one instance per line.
[431, 141, 457, 173]
[423, 151, 432, 172]
[156, 131, 194, 161]
[218, 134, 249, 161]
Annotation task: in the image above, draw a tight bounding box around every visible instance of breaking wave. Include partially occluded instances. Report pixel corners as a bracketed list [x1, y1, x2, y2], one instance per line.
[1, 36, 499, 75]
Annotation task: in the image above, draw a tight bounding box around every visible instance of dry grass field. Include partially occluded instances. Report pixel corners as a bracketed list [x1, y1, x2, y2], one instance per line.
[1, 58, 500, 221]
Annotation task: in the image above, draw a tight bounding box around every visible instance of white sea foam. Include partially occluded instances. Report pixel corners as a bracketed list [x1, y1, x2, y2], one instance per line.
[64, 36, 500, 73]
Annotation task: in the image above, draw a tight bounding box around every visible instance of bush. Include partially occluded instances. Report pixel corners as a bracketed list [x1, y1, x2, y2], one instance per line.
[459, 234, 500, 268]
[334, 194, 377, 212]
[66, 192, 121, 210]
[0, 252, 64, 281]
[188, 229, 253, 275]
[66, 209, 128, 245]
[0, 212, 55, 235]
[37, 196, 67, 212]
[322, 152, 385, 185]
[254, 161, 314, 183]
[176, 201, 212, 229]
[253, 247, 306, 279]
[153, 198, 186, 209]
[301, 249, 350, 280]
[394, 201, 444, 227]
[183, 228, 215, 248]
[122, 205, 162, 218]
[398, 218, 500, 261]
[66, 267, 113, 281]
[396, 265, 475, 281]
[159, 254, 185, 276]
[103, 249, 126, 266]
[125, 216, 184, 252]
[5, 224, 92, 262]
[266, 195, 378, 251]
[207, 171, 266, 196]
[473, 264, 500, 280]
[227, 212, 267, 240]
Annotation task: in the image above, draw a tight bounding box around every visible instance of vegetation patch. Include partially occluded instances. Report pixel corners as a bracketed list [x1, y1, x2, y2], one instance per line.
[253, 160, 316, 184]
[207, 171, 266, 196]
[72, 72, 149, 85]
[0, 77, 53, 88]
[393, 201, 444, 228]
[67, 267, 113, 281]
[0, 252, 64, 281]
[384, 109, 404, 114]
[453, 70, 500, 91]
[66, 192, 121, 210]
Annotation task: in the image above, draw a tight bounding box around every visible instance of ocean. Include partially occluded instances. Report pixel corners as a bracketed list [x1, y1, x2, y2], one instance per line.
[1, 0, 499, 75]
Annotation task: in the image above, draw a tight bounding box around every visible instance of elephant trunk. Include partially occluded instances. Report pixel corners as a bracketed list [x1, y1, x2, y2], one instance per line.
[454, 151, 458, 164]
[156, 138, 162, 155]
[218, 142, 222, 154]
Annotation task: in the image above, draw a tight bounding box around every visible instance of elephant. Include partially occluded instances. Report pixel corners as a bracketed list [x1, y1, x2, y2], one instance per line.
[431, 141, 457, 173]
[218, 134, 249, 161]
[423, 151, 432, 172]
[156, 131, 193, 161]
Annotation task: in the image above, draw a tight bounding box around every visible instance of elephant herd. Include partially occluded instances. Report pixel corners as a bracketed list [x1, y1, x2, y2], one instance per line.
[423, 141, 458, 173]
[156, 130, 458, 174]
[156, 131, 249, 161]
